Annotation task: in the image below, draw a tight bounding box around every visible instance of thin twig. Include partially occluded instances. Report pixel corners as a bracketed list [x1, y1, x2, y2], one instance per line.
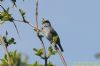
[0, 36, 12, 66]
[12, 21, 21, 39]
[14, 19, 36, 28]
[50, 43, 67, 66]
[0, 5, 6, 12]
[55, 45, 67, 66]
[37, 35, 47, 66]
[35, 0, 47, 66]
[36, 0, 38, 30]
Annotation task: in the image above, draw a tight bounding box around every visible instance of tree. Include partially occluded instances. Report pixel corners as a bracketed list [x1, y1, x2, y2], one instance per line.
[0, 0, 67, 66]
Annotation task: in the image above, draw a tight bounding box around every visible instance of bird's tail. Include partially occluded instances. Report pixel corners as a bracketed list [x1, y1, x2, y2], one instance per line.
[58, 43, 64, 52]
[55, 45, 67, 66]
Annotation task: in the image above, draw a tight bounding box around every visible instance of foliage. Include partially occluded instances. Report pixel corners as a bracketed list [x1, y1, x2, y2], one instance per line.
[0, 50, 28, 66]
[0, 0, 58, 66]
[2, 31, 16, 47]
[0, 6, 13, 21]
[0, 49, 56, 66]
[33, 46, 56, 66]
[28, 61, 42, 66]
[47, 62, 55, 66]
[33, 46, 57, 58]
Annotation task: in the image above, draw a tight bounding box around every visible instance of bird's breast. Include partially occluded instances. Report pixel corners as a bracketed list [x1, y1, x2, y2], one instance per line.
[43, 28, 52, 41]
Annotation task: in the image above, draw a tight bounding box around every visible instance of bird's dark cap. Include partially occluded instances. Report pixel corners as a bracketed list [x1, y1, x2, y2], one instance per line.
[42, 18, 50, 24]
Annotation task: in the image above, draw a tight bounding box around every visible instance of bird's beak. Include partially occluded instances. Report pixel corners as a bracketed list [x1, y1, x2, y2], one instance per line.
[42, 18, 45, 24]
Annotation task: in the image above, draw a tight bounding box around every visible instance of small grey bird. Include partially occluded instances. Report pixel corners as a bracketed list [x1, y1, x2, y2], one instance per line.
[41, 19, 63, 52]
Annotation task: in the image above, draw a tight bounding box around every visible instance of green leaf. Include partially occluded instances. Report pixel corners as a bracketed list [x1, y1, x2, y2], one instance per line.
[51, 51, 57, 55]
[0, 6, 13, 22]
[14, 50, 17, 58]
[4, 54, 7, 61]
[48, 46, 53, 52]
[0, 11, 13, 22]
[33, 48, 38, 51]
[7, 38, 14, 44]
[6, 8, 9, 12]
[6, 37, 16, 45]
[34, 48, 44, 56]
[48, 46, 57, 55]
[2, 35, 16, 47]
[31, 61, 42, 66]
[47, 62, 55, 66]
[19, 9, 25, 16]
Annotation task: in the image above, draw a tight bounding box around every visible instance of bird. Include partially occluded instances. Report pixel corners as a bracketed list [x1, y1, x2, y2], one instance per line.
[41, 19, 63, 52]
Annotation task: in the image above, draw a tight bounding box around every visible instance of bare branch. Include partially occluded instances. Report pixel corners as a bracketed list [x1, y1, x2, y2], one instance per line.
[13, 19, 36, 29]
[35, 0, 47, 66]
[56, 45, 67, 66]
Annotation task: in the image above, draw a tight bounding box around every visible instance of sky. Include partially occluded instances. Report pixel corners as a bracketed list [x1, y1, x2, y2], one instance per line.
[0, 0, 100, 66]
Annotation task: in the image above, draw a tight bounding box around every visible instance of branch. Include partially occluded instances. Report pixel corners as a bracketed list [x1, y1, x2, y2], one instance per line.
[35, 0, 47, 66]
[0, 5, 6, 12]
[55, 45, 67, 66]
[13, 19, 36, 29]
[37, 32, 47, 66]
[36, 0, 38, 30]
[0, 36, 13, 66]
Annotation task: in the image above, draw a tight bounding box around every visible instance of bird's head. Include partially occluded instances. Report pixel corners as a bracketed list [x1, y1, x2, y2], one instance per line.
[42, 18, 51, 28]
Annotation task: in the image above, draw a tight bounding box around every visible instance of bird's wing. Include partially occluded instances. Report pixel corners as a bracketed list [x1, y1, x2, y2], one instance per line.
[50, 28, 60, 43]
[50, 28, 58, 36]
[50, 28, 64, 52]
